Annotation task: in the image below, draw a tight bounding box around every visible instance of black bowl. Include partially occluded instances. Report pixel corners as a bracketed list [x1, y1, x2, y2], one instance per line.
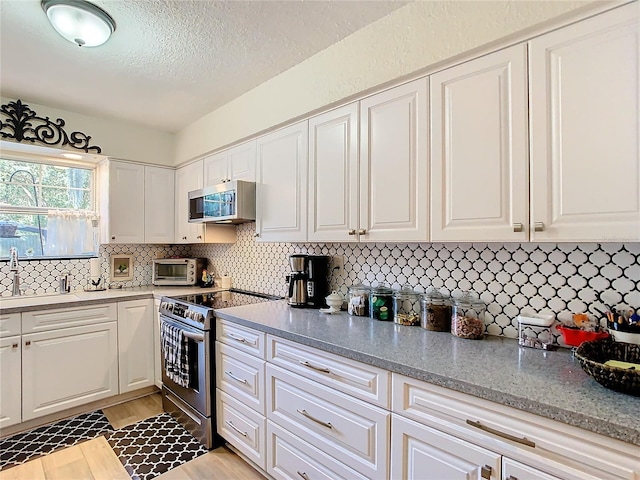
[575, 338, 640, 396]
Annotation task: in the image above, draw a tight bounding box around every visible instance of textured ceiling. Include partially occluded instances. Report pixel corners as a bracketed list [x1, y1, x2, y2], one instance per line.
[0, 0, 407, 133]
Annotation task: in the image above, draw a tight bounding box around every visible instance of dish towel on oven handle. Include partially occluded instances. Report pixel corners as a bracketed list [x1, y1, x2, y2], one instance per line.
[160, 321, 190, 388]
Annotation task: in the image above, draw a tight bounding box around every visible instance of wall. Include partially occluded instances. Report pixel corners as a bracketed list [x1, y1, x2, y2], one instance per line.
[193, 223, 639, 346]
[0, 96, 175, 166]
[175, 0, 601, 164]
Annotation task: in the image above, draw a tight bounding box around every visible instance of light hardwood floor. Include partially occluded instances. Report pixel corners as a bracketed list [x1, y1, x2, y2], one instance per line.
[1, 394, 265, 480]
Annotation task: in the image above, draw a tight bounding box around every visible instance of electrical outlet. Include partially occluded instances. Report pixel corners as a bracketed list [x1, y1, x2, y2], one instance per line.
[331, 255, 344, 274]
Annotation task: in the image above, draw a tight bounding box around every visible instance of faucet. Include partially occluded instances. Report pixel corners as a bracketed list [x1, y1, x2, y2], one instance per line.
[9, 247, 22, 296]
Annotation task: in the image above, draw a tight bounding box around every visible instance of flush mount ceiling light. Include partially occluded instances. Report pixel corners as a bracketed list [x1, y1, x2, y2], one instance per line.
[41, 0, 116, 47]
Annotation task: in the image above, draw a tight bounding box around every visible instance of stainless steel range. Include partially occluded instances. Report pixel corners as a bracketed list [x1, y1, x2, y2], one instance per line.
[158, 289, 281, 449]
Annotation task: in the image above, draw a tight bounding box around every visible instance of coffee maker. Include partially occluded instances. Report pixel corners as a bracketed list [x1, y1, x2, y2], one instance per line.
[286, 254, 329, 308]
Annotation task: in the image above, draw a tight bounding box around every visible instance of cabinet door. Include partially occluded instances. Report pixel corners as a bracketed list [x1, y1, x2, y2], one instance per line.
[256, 121, 308, 242]
[502, 458, 560, 480]
[22, 322, 118, 421]
[0, 336, 21, 428]
[431, 44, 529, 242]
[308, 103, 359, 242]
[175, 159, 204, 243]
[204, 151, 229, 186]
[391, 414, 501, 480]
[529, 4, 639, 241]
[118, 299, 154, 393]
[102, 161, 145, 243]
[144, 166, 175, 244]
[228, 139, 257, 182]
[360, 78, 429, 242]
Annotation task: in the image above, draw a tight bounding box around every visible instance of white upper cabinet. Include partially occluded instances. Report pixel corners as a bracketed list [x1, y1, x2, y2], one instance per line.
[144, 165, 175, 244]
[99, 160, 174, 244]
[529, 3, 639, 242]
[256, 121, 309, 242]
[99, 160, 145, 244]
[430, 44, 529, 242]
[359, 78, 429, 242]
[308, 103, 359, 242]
[204, 139, 257, 186]
[175, 159, 204, 244]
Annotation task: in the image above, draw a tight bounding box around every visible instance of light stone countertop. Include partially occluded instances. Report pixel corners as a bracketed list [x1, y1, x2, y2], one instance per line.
[0, 285, 225, 314]
[214, 299, 640, 447]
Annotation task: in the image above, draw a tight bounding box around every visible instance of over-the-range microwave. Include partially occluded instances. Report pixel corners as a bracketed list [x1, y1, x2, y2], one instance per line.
[152, 258, 206, 286]
[188, 180, 256, 224]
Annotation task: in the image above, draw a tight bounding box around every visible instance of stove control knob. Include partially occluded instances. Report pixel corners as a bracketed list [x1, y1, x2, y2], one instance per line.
[186, 310, 194, 319]
[194, 313, 204, 323]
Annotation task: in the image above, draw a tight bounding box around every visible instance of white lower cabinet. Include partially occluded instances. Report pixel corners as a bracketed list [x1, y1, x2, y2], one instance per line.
[22, 322, 118, 421]
[391, 414, 501, 480]
[266, 363, 389, 480]
[267, 419, 368, 480]
[0, 335, 21, 428]
[118, 299, 155, 393]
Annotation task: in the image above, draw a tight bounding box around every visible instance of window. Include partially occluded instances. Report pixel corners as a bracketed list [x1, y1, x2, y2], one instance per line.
[0, 157, 98, 259]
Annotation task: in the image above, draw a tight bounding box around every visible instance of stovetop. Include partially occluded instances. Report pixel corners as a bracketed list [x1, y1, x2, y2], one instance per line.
[159, 289, 282, 330]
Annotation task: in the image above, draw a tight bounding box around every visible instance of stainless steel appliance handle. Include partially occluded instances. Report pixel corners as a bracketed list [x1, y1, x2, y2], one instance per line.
[160, 317, 204, 343]
[225, 371, 248, 384]
[225, 420, 247, 437]
[226, 333, 248, 343]
[466, 419, 535, 448]
[299, 360, 331, 374]
[297, 409, 333, 429]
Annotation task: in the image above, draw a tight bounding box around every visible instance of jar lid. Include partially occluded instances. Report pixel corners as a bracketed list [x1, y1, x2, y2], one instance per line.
[348, 283, 371, 293]
[371, 283, 393, 295]
[452, 291, 485, 308]
[421, 288, 451, 305]
[394, 284, 420, 298]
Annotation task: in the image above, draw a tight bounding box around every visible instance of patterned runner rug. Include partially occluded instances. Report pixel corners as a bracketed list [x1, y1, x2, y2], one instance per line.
[0, 410, 113, 471]
[105, 413, 208, 480]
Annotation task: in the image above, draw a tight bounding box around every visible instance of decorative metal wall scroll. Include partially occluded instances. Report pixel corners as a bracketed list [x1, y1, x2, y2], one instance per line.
[0, 99, 102, 153]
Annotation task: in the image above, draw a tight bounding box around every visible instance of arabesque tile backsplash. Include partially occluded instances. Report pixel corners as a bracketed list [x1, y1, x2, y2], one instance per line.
[2, 222, 638, 346]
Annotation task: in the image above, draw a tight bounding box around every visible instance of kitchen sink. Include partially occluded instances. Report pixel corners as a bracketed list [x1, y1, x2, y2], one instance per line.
[0, 292, 80, 307]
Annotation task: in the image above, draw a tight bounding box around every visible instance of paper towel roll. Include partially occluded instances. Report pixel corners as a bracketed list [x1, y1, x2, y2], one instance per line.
[90, 258, 101, 278]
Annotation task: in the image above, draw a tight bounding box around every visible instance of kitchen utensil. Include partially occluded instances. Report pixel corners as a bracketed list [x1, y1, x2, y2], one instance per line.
[556, 324, 609, 347]
[575, 338, 640, 395]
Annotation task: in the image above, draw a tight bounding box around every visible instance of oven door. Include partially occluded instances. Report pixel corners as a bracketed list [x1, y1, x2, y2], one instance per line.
[160, 315, 211, 416]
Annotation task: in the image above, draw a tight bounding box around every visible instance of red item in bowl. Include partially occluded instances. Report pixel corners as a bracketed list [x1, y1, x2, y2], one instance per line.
[556, 324, 610, 347]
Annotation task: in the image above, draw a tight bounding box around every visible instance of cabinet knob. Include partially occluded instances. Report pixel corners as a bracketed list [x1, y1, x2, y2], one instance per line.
[182, 236, 187, 240]
[481, 465, 492, 479]
[254, 233, 260, 238]
[513, 223, 523, 233]
[12, 343, 18, 349]
[196, 235, 202, 239]
[111, 236, 116, 240]
[534, 221, 545, 232]
[25, 340, 31, 346]
[348, 229, 356, 235]
[358, 229, 367, 235]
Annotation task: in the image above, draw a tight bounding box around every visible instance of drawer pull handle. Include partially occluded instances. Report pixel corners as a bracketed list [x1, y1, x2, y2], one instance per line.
[507, 476, 518, 480]
[297, 472, 310, 480]
[358, 229, 367, 235]
[226, 333, 248, 343]
[534, 221, 545, 232]
[347, 229, 356, 235]
[297, 409, 333, 429]
[12, 343, 19, 349]
[481, 465, 492, 479]
[512, 223, 523, 233]
[225, 371, 248, 384]
[225, 420, 247, 437]
[466, 419, 535, 448]
[25, 341, 31, 346]
[300, 360, 331, 374]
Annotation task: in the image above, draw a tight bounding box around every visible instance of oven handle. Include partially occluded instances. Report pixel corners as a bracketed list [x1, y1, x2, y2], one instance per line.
[160, 317, 205, 343]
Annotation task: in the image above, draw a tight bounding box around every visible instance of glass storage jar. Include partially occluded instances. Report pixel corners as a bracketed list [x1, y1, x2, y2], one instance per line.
[451, 292, 486, 339]
[370, 283, 394, 321]
[420, 288, 452, 331]
[347, 284, 371, 316]
[393, 285, 421, 326]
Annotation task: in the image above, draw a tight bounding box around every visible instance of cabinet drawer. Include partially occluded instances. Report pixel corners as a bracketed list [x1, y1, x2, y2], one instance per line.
[267, 363, 389, 480]
[267, 335, 390, 408]
[217, 320, 265, 359]
[267, 419, 368, 480]
[392, 373, 639, 480]
[216, 341, 265, 415]
[0, 313, 20, 337]
[22, 303, 117, 333]
[216, 389, 266, 470]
